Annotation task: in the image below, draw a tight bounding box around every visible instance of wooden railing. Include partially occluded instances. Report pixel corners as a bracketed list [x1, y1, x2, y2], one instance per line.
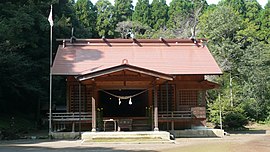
[51, 112, 92, 121]
[158, 111, 193, 120]
[50, 112, 92, 132]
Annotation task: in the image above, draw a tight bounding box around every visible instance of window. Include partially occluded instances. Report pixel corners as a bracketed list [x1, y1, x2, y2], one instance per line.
[69, 85, 93, 112]
[154, 84, 175, 112]
[178, 90, 198, 107]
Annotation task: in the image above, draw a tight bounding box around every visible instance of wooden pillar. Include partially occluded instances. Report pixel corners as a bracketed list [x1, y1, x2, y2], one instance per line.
[154, 82, 159, 131]
[166, 81, 169, 130]
[79, 82, 81, 134]
[171, 121, 175, 131]
[91, 97, 96, 132]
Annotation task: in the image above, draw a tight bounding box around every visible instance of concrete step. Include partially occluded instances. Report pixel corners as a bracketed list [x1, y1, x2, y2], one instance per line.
[81, 131, 171, 143]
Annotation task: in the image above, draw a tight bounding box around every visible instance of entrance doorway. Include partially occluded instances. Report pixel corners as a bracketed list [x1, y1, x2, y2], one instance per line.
[99, 90, 148, 117]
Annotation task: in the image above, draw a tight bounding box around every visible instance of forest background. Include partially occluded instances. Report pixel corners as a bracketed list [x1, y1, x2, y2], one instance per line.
[0, 0, 270, 134]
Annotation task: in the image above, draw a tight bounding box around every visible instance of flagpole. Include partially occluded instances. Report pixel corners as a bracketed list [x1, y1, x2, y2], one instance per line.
[48, 5, 53, 139]
[49, 25, 52, 138]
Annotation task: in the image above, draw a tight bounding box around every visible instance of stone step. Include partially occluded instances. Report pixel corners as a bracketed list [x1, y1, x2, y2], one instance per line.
[81, 131, 171, 143]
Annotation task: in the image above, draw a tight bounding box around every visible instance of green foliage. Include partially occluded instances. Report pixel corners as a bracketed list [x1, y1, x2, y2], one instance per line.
[0, 1, 49, 115]
[259, 1, 270, 43]
[115, 20, 151, 38]
[150, 29, 177, 39]
[220, 0, 246, 15]
[202, 2, 270, 125]
[199, 6, 241, 42]
[237, 42, 270, 121]
[167, 0, 207, 38]
[236, 0, 262, 47]
[150, 0, 168, 30]
[0, 113, 37, 139]
[132, 0, 151, 25]
[223, 111, 248, 129]
[95, 0, 116, 38]
[114, 0, 133, 22]
[167, 0, 193, 29]
[74, 0, 97, 38]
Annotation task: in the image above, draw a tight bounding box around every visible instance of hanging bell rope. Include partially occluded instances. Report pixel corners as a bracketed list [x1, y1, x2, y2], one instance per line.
[101, 89, 148, 105]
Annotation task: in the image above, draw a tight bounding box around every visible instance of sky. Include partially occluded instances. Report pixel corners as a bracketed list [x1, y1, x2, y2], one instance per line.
[89, 0, 268, 7]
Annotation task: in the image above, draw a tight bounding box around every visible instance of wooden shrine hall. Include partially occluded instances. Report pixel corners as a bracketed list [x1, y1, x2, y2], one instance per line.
[51, 38, 222, 133]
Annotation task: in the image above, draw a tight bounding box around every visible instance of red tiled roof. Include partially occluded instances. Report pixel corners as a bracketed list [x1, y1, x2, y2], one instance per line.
[52, 39, 222, 76]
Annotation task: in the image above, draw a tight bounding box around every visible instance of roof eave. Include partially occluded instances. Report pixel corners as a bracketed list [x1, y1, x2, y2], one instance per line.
[76, 64, 173, 81]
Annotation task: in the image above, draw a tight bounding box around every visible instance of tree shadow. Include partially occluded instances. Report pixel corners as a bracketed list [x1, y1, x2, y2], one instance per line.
[0, 139, 159, 152]
[55, 48, 105, 74]
[228, 130, 267, 134]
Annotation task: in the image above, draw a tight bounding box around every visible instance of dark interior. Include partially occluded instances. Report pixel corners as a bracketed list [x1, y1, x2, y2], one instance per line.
[99, 90, 148, 117]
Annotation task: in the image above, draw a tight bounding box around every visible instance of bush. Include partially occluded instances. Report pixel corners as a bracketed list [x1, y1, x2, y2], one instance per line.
[223, 111, 248, 129]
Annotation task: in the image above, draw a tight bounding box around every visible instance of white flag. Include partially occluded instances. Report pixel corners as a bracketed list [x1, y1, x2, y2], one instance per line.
[48, 5, 53, 27]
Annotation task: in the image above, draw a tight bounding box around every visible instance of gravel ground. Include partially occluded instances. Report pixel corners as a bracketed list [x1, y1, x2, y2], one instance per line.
[0, 134, 269, 152]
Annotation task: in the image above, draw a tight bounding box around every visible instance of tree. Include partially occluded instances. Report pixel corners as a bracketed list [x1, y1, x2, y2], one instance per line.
[199, 6, 241, 43]
[74, 0, 97, 38]
[235, 0, 262, 47]
[220, 0, 246, 16]
[259, 1, 270, 44]
[237, 42, 270, 121]
[132, 0, 150, 25]
[0, 1, 51, 116]
[150, 0, 168, 30]
[53, 0, 82, 38]
[95, 0, 116, 38]
[114, 0, 133, 22]
[115, 20, 151, 38]
[167, 0, 193, 29]
[167, 0, 206, 38]
[199, 3, 270, 124]
[199, 5, 245, 125]
[189, 0, 208, 37]
[0, 0, 83, 131]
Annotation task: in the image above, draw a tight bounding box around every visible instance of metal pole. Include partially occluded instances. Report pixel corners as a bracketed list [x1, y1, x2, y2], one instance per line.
[219, 92, 222, 130]
[49, 8, 53, 138]
[154, 81, 159, 131]
[230, 72, 233, 107]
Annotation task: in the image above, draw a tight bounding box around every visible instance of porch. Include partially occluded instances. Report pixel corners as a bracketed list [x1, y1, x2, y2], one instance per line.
[50, 106, 206, 132]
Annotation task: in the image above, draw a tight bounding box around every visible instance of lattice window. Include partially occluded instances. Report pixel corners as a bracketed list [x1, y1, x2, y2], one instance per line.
[178, 90, 198, 107]
[69, 85, 93, 112]
[153, 84, 175, 112]
[85, 86, 93, 112]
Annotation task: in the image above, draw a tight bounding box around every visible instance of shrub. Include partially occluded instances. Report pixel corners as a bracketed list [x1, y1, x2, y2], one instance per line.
[223, 111, 248, 129]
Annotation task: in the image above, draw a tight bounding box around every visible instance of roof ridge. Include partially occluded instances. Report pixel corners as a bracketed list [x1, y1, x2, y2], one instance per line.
[56, 38, 207, 43]
[57, 38, 207, 47]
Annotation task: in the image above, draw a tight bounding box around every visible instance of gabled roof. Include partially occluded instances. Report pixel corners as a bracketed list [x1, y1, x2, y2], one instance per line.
[76, 64, 173, 81]
[52, 38, 222, 76]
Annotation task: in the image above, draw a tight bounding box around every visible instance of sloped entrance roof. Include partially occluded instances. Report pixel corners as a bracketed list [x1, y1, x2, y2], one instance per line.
[52, 38, 222, 76]
[76, 64, 173, 81]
